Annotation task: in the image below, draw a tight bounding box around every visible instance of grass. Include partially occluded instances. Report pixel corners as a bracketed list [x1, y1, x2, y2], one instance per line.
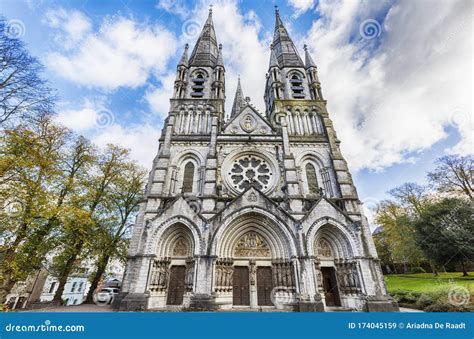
[385, 272, 474, 294]
[385, 272, 474, 312]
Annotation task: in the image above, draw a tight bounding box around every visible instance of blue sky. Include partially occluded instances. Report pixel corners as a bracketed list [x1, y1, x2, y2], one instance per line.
[1, 0, 472, 228]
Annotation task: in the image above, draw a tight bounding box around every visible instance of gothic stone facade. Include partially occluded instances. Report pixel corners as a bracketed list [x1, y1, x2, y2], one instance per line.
[115, 9, 396, 312]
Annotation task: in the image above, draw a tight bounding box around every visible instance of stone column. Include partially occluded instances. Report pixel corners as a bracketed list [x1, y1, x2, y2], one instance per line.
[188, 255, 217, 310]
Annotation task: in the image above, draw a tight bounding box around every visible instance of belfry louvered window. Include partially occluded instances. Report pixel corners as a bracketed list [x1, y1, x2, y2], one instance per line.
[290, 74, 305, 99]
[191, 73, 205, 97]
[305, 163, 318, 194]
[182, 162, 195, 193]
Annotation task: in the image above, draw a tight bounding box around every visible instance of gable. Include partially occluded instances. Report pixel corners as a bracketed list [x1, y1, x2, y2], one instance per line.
[209, 187, 295, 230]
[223, 105, 274, 135]
[300, 197, 354, 232]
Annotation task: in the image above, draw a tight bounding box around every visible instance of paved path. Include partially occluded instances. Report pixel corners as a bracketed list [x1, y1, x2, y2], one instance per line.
[24, 304, 114, 312]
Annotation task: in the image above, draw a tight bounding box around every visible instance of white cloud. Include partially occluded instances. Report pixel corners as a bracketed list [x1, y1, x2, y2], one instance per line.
[156, 0, 190, 19]
[55, 101, 160, 168]
[92, 123, 160, 168]
[302, 0, 472, 171]
[44, 8, 92, 49]
[144, 73, 176, 118]
[44, 8, 178, 90]
[54, 98, 111, 131]
[288, 0, 316, 17]
[55, 107, 97, 131]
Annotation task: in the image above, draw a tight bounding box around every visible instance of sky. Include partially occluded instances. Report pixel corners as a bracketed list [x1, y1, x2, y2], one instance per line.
[1, 0, 472, 228]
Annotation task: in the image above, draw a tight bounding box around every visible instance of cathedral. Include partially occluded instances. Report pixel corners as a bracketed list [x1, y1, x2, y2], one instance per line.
[115, 8, 397, 312]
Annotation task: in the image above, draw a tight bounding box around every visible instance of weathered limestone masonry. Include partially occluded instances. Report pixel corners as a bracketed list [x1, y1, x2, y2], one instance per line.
[114, 8, 398, 312]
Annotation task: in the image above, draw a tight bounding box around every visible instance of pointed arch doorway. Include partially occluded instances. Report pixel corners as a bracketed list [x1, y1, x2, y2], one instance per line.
[212, 212, 297, 309]
[147, 223, 196, 309]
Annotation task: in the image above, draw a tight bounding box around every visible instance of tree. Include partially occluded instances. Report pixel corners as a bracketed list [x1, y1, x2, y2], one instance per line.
[85, 163, 145, 303]
[14, 136, 96, 282]
[51, 145, 131, 303]
[372, 228, 396, 273]
[374, 200, 425, 273]
[428, 155, 473, 199]
[0, 116, 68, 302]
[0, 112, 145, 305]
[412, 198, 474, 276]
[0, 19, 54, 126]
[388, 182, 429, 216]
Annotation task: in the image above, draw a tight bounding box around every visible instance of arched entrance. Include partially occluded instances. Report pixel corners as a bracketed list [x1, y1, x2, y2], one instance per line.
[147, 223, 196, 308]
[313, 224, 361, 308]
[212, 212, 297, 309]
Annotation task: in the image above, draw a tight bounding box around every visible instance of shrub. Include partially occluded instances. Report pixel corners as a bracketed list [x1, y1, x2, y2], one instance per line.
[391, 290, 421, 304]
[405, 291, 421, 303]
[390, 290, 407, 303]
[424, 301, 451, 312]
[416, 294, 433, 309]
[410, 267, 426, 274]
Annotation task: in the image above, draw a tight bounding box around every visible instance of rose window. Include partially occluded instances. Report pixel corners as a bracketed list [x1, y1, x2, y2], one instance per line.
[228, 155, 273, 192]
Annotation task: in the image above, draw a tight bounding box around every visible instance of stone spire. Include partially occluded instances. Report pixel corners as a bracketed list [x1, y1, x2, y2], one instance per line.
[216, 43, 224, 68]
[178, 44, 189, 67]
[189, 7, 219, 67]
[271, 7, 304, 67]
[231, 77, 245, 117]
[269, 43, 279, 68]
[304, 44, 317, 69]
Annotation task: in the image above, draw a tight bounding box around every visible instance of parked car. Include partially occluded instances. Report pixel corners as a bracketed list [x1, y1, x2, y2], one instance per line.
[94, 288, 119, 305]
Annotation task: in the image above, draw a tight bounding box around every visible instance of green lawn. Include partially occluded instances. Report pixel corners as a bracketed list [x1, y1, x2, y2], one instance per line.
[385, 272, 474, 293]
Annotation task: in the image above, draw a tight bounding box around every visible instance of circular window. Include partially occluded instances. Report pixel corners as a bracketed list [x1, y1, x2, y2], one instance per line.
[222, 151, 278, 195]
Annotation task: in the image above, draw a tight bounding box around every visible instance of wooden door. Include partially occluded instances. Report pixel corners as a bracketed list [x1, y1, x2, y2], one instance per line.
[321, 267, 341, 306]
[257, 267, 273, 306]
[167, 266, 186, 305]
[233, 266, 250, 306]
